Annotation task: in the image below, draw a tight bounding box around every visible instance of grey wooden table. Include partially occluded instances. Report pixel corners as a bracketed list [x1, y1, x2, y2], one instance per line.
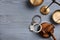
[0, 0, 60, 40]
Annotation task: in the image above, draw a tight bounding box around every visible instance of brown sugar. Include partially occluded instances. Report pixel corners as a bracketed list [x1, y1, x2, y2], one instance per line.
[38, 22, 56, 40]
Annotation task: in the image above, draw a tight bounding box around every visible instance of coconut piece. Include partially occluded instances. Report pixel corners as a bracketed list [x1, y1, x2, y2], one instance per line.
[52, 10, 60, 24]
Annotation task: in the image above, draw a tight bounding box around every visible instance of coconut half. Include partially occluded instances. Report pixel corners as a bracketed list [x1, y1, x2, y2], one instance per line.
[52, 10, 60, 24]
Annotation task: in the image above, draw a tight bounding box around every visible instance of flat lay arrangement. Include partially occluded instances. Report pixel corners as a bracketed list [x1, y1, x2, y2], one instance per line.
[0, 0, 60, 40]
[29, 0, 60, 40]
[29, 15, 56, 40]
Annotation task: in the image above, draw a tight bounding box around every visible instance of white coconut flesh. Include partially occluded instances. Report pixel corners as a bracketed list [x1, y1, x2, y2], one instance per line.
[53, 11, 60, 23]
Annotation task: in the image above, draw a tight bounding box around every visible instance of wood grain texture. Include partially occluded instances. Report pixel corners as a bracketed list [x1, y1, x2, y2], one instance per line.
[0, 0, 60, 40]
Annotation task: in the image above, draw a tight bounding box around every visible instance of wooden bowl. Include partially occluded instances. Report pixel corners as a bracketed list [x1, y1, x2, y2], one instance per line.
[40, 6, 50, 15]
[30, 0, 44, 6]
[39, 22, 54, 38]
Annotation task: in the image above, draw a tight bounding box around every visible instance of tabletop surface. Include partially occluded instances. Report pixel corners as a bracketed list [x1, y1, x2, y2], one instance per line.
[0, 0, 60, 40]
